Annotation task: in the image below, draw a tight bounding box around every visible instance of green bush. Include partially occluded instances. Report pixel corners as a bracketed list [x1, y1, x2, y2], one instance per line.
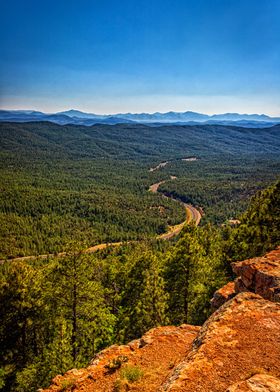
[120, 365, 143, 382]
[60, 378, 75, 391]
[0, 368, 6, 390]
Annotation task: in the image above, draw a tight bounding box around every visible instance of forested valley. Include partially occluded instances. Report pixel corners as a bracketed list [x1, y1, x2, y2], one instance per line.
[0, 121, 279, 391]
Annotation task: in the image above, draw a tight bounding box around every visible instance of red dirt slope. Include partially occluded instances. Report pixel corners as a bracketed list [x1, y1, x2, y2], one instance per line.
[43, 325, 199, 392]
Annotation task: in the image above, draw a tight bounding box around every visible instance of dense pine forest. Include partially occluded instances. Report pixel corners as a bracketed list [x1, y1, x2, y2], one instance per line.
[0, 122, 279, 258]
[0, 121, 280, 391]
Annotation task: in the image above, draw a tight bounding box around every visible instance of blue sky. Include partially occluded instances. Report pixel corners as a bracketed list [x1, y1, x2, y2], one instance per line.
[0, 0, 280, 114]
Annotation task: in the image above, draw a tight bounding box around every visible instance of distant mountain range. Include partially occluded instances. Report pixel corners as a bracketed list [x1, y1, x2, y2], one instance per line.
[1, 109, 280, 128]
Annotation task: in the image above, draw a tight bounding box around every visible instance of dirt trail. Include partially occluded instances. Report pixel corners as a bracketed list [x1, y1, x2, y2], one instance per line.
[0, 178, 201, 263]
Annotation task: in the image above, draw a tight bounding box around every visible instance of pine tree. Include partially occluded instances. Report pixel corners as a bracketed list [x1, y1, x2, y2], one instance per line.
[165, 224, 227, 325]
[0, 260, 48, 391]
[164, 225, 201, 324]
[134, 254, 169, 335]
[229, 181, 280, 260]
[119, 246, 169, 340]
[49, 247, 115, 367]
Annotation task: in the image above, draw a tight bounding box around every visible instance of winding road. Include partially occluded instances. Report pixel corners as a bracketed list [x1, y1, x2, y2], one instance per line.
[0, 177, 201, 263]
[149, 177, 201, 240]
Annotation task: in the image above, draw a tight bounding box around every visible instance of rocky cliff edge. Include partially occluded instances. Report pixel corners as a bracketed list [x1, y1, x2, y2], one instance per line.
[43, 247, 280, 392]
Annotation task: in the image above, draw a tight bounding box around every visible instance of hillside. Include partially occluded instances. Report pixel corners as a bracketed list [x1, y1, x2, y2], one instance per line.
[0, 179, 279, 392]
[1, 122, 280, 159]
[2, 1, 280, 390]
[43, 248, 280, 392]
[0, 122, 279, 258]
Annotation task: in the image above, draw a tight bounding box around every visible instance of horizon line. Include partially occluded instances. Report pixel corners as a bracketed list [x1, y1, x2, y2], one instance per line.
[1, 107, 280, 117]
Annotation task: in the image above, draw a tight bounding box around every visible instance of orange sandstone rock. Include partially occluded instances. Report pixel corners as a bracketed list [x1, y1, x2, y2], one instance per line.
[232, 247, 280, 302]
[161, 292, 280, 392]
[43, 325, 199, 392]
[226, 373, 280, 392]
[211, 281, 236, 311]
[212, 248, 280, 312]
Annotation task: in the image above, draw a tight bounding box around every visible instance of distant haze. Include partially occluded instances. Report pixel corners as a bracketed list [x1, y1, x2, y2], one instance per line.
[1, 109, 279, 128]
[1, 1, 280, 115]
[1, 96, 280, 118]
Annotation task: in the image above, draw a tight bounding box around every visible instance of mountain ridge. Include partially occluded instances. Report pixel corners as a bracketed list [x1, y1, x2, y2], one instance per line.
[1, 109, 280, 127]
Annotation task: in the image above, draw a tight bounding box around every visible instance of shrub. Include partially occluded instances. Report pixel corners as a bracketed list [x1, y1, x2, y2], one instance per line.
[59, 378, 76, 391]
[120, 365, 143, 383]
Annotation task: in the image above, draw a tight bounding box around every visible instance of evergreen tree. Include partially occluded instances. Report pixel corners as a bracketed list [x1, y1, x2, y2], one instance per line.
[229, 181, 280, 261]
[49, 247, 115, 367]
[165, 224, 227, 325]
[134, 254, 169, 335]
[119, 247, 169, 340]
[0, 260, 48, 391]
[164, 225, 202, 325]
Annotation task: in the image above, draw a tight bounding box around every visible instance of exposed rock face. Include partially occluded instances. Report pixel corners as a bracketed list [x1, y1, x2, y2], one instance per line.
[211, 247, 280, 311]
[162, 292, 280, 392]
[44, 248, 280, 392]
[210, 281, 236, 311]
[43, 325, 199, 392]
[226, 374, 280, 392]
[234, 276, 249, 294]
[232, 248, 280, 302]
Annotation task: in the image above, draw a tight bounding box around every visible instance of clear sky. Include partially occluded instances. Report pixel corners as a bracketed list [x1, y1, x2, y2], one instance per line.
[0, 0, 280, 115]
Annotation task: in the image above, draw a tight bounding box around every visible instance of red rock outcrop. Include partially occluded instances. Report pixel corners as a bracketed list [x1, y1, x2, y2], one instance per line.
[44, 248, 280, 392]
[43, 325, 199, 392]
[212, 247, 280, 311]
[232, 247, 280, 302]
[162, 292, 280, 391]
[210, 281, 236, 311]
[226, 374, 280, 391]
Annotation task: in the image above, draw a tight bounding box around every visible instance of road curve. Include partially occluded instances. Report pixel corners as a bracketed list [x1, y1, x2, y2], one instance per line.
[0, 179, 201, 263]
[149, 177, 201, 240]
